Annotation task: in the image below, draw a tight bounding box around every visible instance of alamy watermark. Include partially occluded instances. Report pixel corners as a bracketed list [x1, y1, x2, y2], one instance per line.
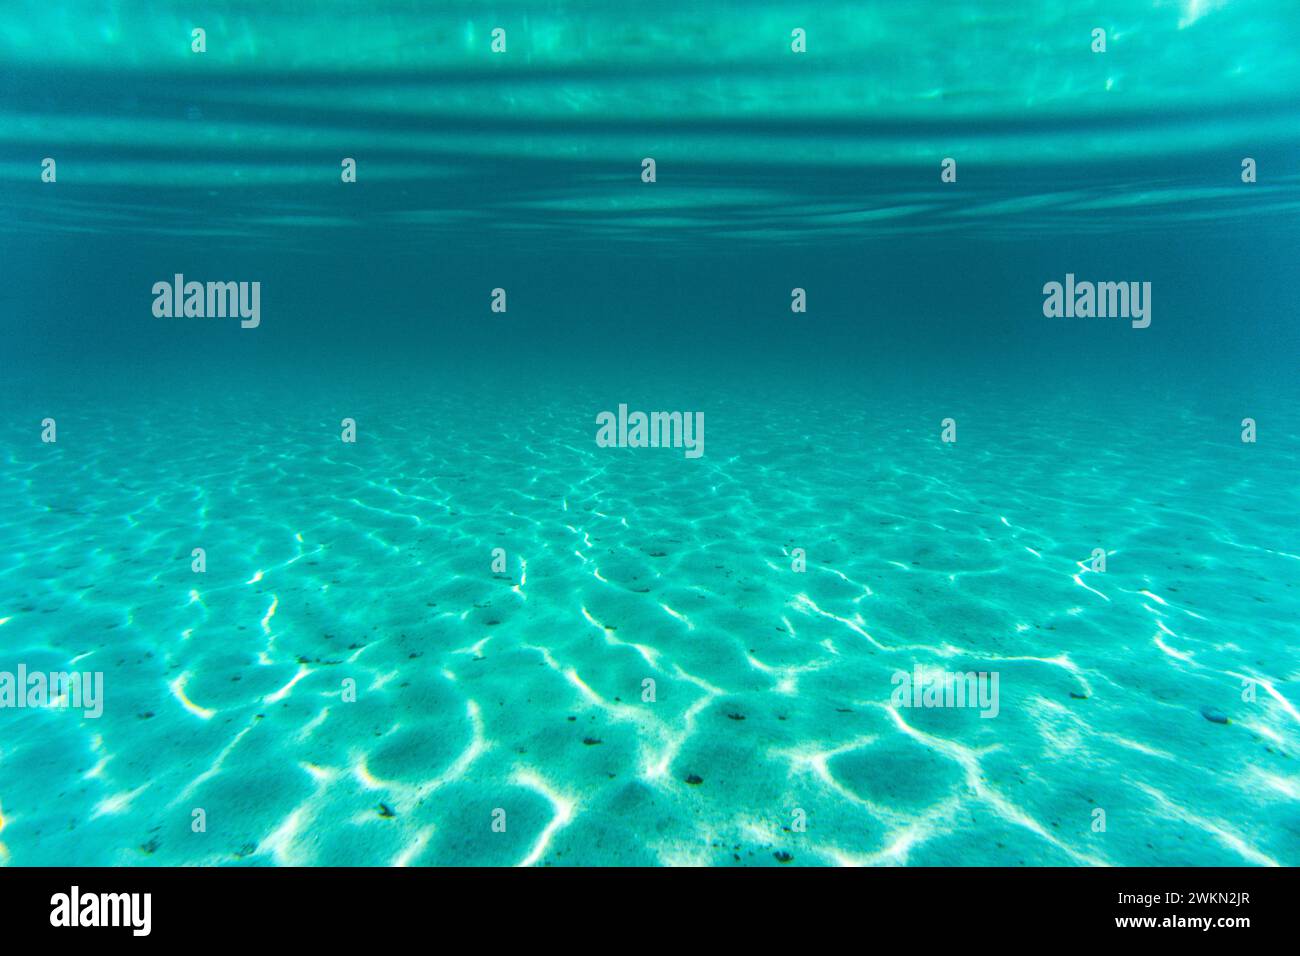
[891, 663, 1000, 718]
[152, 274, 260, 328]
[1043, 273, 1150, 328]
[0, 665, 103, 718]
[596, 404, 704, 458]
[50, 886, 151, 936]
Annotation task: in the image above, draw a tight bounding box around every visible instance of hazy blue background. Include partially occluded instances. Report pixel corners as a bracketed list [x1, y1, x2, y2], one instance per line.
[2, 0, 1298, 397]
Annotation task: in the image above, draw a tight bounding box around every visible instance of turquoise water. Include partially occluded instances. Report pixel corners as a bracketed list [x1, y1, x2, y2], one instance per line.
[1, 2, 1299, 867]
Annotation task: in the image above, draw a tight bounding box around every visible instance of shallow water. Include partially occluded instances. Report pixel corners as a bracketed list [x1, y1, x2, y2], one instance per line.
[1, 2, 1298, 866]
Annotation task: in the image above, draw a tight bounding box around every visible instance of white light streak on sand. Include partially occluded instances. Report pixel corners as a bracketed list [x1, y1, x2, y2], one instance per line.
[793, 594, 890, 650]
[881, 704, 1107, 866]
[1135, 782, 1277, 866]
[92, 783, 152, 819]
[512, 769, 575, 867]
[169, 672, 215, 719]
[265, 665, 311, 703]
[261, 595, 279, 634]
[659, 603, 694, 630]
[1072, 574, 1110, 601]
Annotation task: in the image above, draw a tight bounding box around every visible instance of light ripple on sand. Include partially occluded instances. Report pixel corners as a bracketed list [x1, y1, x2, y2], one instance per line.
[0, 386, 1296, 865]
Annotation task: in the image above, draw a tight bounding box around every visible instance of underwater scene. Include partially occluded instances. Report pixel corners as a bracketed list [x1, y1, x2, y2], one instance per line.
[0, 1, 1298, 867]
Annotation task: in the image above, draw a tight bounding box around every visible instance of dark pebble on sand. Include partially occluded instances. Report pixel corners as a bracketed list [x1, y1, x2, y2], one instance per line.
[684, 774, 703, 785]
[582, 737, 602, 746]
[378, 803, 396, 818]
[1200, 706, 1230, 724]
[774, 851, 793, 863]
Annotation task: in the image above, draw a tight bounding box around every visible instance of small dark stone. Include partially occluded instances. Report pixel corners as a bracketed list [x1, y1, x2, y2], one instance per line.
[582, 737, 602, 746]
[1069, 692, 1088, 700]
[773, 851, 793, 863]
[1201, 706, 1230, 725]
[726, 713, 746, 721]
[138, 712, 155, 720]
[378, 803, 396, 818]
[684, 774, 704, 785]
